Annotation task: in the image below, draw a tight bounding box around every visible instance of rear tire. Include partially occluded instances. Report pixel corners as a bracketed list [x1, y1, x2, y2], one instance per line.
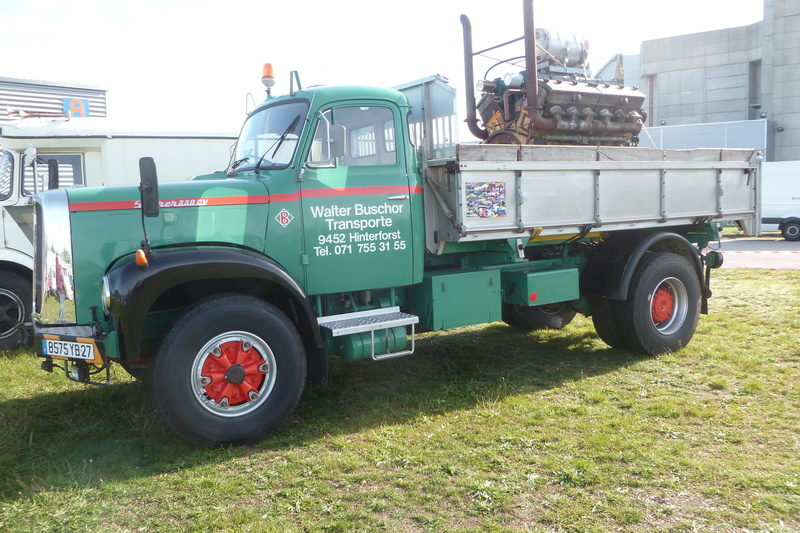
[149, 295, 306, 446]
[781, 221, 800, 241]
[616, 252, 701, 355]
[591, 297, 628, 350]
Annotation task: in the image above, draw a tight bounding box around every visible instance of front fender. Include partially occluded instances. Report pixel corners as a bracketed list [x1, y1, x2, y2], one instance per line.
[0, 248, 33, 272]
[105, 248, 325, 381]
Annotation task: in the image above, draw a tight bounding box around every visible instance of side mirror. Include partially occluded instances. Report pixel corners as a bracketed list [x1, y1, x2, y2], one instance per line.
[138, 157, 160, 218]
[47, 159, 59, 190]
[330, 125, 346, 159]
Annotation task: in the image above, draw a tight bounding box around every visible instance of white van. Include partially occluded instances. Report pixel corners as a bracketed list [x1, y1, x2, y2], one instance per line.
[761, 161, 800, 241]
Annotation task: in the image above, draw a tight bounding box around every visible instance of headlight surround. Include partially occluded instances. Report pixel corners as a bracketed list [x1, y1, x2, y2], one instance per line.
[32, 189, 77, 325]
[101, 276, 111, 317]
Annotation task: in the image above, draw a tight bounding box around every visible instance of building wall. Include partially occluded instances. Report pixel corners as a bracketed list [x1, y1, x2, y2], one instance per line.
[594, 54, 641, 87]
[639, 0, 800, 161]
[0, 78, 107, 123]
[767, 0, 800, 161]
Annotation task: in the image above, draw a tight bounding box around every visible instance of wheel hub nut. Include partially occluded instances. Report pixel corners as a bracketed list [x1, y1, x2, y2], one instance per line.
[224, 363, 246, 385]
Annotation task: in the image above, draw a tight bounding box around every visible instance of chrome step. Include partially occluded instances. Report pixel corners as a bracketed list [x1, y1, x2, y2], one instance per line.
[317, 307, 419, 361]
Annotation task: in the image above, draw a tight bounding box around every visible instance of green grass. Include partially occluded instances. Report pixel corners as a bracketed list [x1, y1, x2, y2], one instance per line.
[1, 269, 798, 532]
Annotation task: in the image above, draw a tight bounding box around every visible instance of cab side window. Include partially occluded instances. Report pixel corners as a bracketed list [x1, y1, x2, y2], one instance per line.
[338, 106, 396, 166]
[0, 152, 13, 200]
[22, 153, 84, 196]
[307, 106, 397, 167]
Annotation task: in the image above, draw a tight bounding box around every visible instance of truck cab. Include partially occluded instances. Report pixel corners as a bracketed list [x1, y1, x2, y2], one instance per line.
[225, 85, 423, 295]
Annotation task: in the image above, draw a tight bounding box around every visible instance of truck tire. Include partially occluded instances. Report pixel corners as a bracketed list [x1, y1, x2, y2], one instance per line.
[591, 297, 627, 350]
[616, 252, 700, 355]
[0, 272, 32, 350]
[781, 220, 800, 241]
[502, 303, 576, 331]
[149, 295, 306, 446]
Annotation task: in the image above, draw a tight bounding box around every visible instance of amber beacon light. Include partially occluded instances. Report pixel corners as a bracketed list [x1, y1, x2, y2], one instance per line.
[262, 63, 276, 95]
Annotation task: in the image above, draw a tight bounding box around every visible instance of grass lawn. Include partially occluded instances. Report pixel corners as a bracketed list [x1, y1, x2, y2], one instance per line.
[1, 269, 798, 532]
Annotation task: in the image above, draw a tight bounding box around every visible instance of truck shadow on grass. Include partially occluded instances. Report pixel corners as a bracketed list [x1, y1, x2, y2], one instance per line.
[287, 321, 647, 444]
[0, 320, 649, 499]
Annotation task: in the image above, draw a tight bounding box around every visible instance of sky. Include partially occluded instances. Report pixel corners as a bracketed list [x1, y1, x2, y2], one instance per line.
[0, 0, 764, 137]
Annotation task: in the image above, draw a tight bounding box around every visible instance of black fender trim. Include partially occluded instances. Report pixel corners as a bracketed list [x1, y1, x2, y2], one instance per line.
[105, 248, 327, 386]
[581, 231, 704, 303]
[763, 217, 800, 227]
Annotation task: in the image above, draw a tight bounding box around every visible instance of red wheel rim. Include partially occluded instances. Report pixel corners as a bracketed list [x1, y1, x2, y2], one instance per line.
[648, 277, 689, 336]
[651, 284, 675, 325]
[191, 332, 276, 416]
[201, 340, 267, 407]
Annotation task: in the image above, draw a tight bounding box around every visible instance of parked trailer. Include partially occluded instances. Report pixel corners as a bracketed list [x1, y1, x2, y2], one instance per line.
[0, 118, 235, 348]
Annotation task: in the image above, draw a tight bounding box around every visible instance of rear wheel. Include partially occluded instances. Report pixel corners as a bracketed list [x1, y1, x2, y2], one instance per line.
[616, 252, 701, 355]
[591, 297, 627, 350]
[149, 295, 306, 446]
[781, 221, 800, 241]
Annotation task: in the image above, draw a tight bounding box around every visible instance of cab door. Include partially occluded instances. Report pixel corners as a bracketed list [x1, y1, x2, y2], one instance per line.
[300, 104, 414, 295]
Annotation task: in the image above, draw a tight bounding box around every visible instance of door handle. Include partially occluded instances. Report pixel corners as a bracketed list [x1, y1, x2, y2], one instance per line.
[387, 195, 409, 201]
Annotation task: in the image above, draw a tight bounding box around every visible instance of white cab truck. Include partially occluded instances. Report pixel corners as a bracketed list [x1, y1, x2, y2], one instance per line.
[0, 117, 235, 348]
[761, 160, 800, 241]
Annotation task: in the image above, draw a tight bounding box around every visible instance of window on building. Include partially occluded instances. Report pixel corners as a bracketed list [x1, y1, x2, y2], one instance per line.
[748, 60, 762, 120]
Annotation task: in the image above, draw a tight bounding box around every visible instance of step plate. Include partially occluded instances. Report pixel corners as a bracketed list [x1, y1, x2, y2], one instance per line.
[317, 307, 419, 337]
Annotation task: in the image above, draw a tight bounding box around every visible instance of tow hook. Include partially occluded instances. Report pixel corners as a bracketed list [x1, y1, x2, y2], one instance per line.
[41, 357, 111, 386]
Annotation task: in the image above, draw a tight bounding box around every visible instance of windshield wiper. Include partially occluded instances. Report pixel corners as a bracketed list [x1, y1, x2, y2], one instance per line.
[255, 114, 302, 172]
[229, 158, 249, 171]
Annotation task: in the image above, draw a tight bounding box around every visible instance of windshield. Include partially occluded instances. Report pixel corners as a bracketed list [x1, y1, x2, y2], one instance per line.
[231, 100, 309, 174]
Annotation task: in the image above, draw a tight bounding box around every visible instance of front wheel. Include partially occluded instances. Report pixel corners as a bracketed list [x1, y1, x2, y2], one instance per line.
[149, 295, 306, 446]
[781, 221, 800, 241]
[0, 272, 32, 350]
[616, 252, 701, 355]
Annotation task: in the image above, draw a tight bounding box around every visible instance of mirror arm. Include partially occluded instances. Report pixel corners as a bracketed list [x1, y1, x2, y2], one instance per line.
[47, 159, 60, 190]
[137, 157, 161, 260]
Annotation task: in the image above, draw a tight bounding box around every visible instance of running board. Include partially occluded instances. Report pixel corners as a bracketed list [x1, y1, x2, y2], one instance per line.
[317, 307, 419, 361]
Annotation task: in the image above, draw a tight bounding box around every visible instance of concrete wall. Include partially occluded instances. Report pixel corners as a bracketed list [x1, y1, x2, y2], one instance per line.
[639, 0, 800, 161]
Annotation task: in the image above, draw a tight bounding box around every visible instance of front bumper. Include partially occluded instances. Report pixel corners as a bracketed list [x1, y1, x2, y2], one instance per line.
[36, 325, 116, 385]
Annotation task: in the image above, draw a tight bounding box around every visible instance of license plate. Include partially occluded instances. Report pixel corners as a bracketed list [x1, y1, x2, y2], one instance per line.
[42, 339, 96, 361]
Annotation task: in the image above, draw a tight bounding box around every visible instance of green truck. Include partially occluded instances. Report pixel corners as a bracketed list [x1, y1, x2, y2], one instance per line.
[32, 2, 760, 446]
